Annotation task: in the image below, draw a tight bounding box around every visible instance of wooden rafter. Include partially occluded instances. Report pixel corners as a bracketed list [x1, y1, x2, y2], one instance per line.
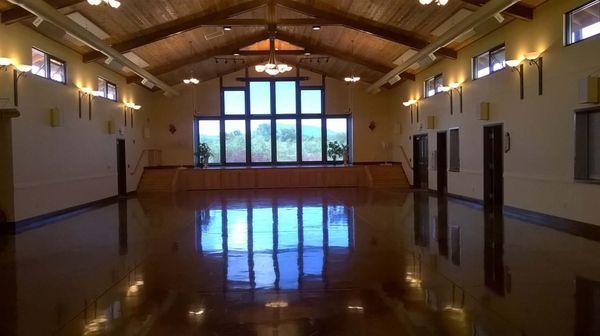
[126, 31, 270, 83]
[276, 32, 415, 81]
[462, 0, 533, 20]
[1, 0, 83, 24]
[186, 18, 338, 27]
[274, 0, 457, 59]
[83, 0, 268, 63]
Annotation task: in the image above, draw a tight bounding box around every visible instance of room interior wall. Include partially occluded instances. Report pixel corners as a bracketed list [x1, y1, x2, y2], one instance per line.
[148, 67, 394, 166]
[387, 0, 600, 225]
[0, 23, 157, 222]
[0, 117, 15, 222]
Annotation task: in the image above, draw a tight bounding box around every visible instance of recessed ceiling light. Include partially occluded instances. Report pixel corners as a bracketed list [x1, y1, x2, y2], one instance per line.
[304, 52, 311, 56]
[312, 25, 321, 31]
[223, 26, 232, 31]
[233, 53, 240, 56]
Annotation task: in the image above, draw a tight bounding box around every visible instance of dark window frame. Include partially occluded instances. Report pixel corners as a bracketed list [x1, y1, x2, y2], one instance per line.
[574, 106, 600, 183]
[565, 0, 600, 46]
[195, 77, 350, 167]
[97, 76, 118, 102]
[424, 74, 444, 98]
[31, 47, 67, 84]
[472, 44, 506, 80]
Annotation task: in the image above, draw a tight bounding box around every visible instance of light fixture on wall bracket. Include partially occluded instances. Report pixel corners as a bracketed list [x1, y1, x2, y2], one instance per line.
[440, 82, 463, 115]
[418, 0, 449, 6]
[344, 40, 361, 83]
[1, 57, 32, 107]
[255, 35, 293, 76]
[403, 99, 419, 124]
[506, 59, 524, 100]
[124, 102, 141, 128]
[87, 0, 121, 8]
[78, 87, 94, 120]
[524, 51, 543, 96]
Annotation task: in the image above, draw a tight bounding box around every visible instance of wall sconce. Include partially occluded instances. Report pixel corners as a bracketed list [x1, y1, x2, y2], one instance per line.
[0, 57, 32, 107]
[524, 51, 543, 96]
[506, 59, 524, 100]
[449, 82, 463, 113]
[78, 87, 93, 120]
[403, 99, 419, 124]
[124, 102, 141, 128]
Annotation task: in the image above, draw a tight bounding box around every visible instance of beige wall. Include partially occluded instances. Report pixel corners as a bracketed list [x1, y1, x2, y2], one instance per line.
[0, 117, 15, 221]
[388, 0, 600, 225]
[0, 23, 156, 222]
[149, 67, 393, 166]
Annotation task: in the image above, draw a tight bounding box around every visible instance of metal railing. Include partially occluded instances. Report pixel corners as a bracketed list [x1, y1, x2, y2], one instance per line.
[400, 145, 413, 170]
[130, 149, 162, 176]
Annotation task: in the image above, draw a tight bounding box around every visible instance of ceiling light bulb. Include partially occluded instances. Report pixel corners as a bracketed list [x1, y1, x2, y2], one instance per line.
[223, 26, 232, 31]
[419, 0, 433, 4]
[266, 63, 276, 69]
[437, 0, 448, 5]
[265, 68, 279, 76]
[312, 25, 321, 31]
[344, 77, 352, 82]
[506, 59, 522, 67]
[284, 65, 293, 72]
[353, 76, 360, 82]
[277, 64, 288, 72]
[0, 58, 12, 66]
[87, 0, 102, 5]
[15, 64, 32, 72]
[108, 0, 121, 8]
[255, 65, 266, 72]
[183, 79, 191, 84]
[190, 78, 200, 84]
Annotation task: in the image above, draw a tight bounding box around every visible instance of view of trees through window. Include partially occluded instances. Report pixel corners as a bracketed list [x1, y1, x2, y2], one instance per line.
[196, 80, 349, 165]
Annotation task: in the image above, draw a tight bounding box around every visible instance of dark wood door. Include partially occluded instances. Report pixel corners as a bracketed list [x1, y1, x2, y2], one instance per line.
[413, 134, 428, 189]
[117, 139, 127, 197]
[483, 125, 503, 211]
[437, 132, 447, 194]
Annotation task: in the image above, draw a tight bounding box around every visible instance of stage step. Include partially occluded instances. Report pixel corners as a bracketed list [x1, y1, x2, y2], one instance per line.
[137, 168, 177, 193]
[366, 165, 410, 188]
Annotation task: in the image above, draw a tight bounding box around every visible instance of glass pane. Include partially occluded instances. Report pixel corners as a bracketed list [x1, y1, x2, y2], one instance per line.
[327, 205, 349, 248]
[278, 207, 298, 289]
[49, 59, 65, 83]
[250, 120, 272, 163]
[326, 118, 348, 161]
[250, 82, 270, 115]
[301, 89, 322, 114]
[434, 75, 444, 93]
[97, 77, 107, 98]
[225, 120, 246, 163]
[31, 48, 47, 78]
[224, 90, 245, 115]
[475, 53, 490, 79]
[199, 120, 221, 164]
[302, 206, 323, 277]
[569, 1, 600, 44]
[490, 48, 506, 72]
[107, 83, 117, 101]
[425, 78, 435, 97]
[198, 209, 223, 254]
[276, 120, 297, 162]
[252, 207, 275, 288]
[276, 81, 296, 114]
[301, 119, 322, 161]
[226, 209, 249, 289]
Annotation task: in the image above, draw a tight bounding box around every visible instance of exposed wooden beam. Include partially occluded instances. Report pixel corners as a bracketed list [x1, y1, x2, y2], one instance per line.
[274, 0, 457, 59]
[462, 0, 533, 20]
[126, 31, 270, 83]
[237, 50, 306, 56]
[1, 0, 83, 24]
[195, 18, 338, 27]
[276, 32, 415, 81]
[83, 0, 267, 63]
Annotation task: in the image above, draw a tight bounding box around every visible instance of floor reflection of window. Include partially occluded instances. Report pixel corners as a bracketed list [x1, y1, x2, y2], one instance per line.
[253, 208, 275, 288]
[327, 205, 349, 248]
[227, 209, 249, 288]
[278, 207, 299, 289]
[451, 226, 461, 266]
[303, 207, 324, 277]
[199, 209, 223, 254]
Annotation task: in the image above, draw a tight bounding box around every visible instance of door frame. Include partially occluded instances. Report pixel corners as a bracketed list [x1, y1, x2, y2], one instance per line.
[412, 133, 429, 189]
[436, 131, 448, 195]
[483, 124, 504, 210]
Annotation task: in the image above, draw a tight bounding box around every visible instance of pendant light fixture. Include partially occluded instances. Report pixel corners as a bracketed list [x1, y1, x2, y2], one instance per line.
[344, 40, 361, 83]
[87, 0, 122, 8]
[183, 41, 200, 85]
[255, 35, 293, 76]
[418, 0, 449, 6]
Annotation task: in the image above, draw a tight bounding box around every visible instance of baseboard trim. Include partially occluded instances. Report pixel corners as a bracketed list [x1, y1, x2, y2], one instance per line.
[423, 189, 599, 242]
[2, 191, 136, 235]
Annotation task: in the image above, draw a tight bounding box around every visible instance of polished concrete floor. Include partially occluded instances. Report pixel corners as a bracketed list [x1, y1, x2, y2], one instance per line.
[1, 188, 600, 335]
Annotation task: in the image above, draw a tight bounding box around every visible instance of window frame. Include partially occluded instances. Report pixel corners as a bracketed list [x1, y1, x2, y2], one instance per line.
[195, 78, 350, 167]
[31, 47, 67, 84]
[97, 76, 118, 102]
[565, 0, 600, 46]
[424, 74, 444, 98]
[472, 44, 506, 80]
[574, 106, 600, 184]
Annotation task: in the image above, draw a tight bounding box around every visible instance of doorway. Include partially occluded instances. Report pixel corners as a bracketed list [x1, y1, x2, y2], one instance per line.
[413, 134, 428, 189]
[437, 131, 447, 194]
[117, 139, 127, 197]
[483, 125, 503, 211]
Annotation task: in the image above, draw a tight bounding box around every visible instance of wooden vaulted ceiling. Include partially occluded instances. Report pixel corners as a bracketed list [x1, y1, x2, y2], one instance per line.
[0, 0, 547, 89]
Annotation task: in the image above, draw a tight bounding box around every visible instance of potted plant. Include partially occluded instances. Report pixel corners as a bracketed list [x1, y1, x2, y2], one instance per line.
[327, 141, 346, 165]
[198, 143, 214, 168]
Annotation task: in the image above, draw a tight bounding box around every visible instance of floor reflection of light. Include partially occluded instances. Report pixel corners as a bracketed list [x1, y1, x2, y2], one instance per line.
[347, 305, 365, 313]
[83, 315, 109, 335]
[228, 210, 248, 251]
[265, 301, 289, 308]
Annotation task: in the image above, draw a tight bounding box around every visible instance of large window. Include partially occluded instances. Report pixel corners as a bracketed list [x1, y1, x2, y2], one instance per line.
[473, 45, 506, 79]
[196, 79, 350, 166]
[424, 74, 444, 98]
[97, 77, 118, 101]
[566, 0, 600, 45]
[31, 48, 66, 84]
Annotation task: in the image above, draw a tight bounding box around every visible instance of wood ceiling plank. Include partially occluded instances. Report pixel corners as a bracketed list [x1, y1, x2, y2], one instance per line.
[1, 0, 83, 24]
[462, 0, 533, 20]
[275, 0, 457, 59]
[82, 0, 268, 62]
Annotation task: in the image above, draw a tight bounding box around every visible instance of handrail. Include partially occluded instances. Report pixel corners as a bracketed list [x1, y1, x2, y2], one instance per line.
[400, 145, 413, 170]
[130, 149, 162, 176]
